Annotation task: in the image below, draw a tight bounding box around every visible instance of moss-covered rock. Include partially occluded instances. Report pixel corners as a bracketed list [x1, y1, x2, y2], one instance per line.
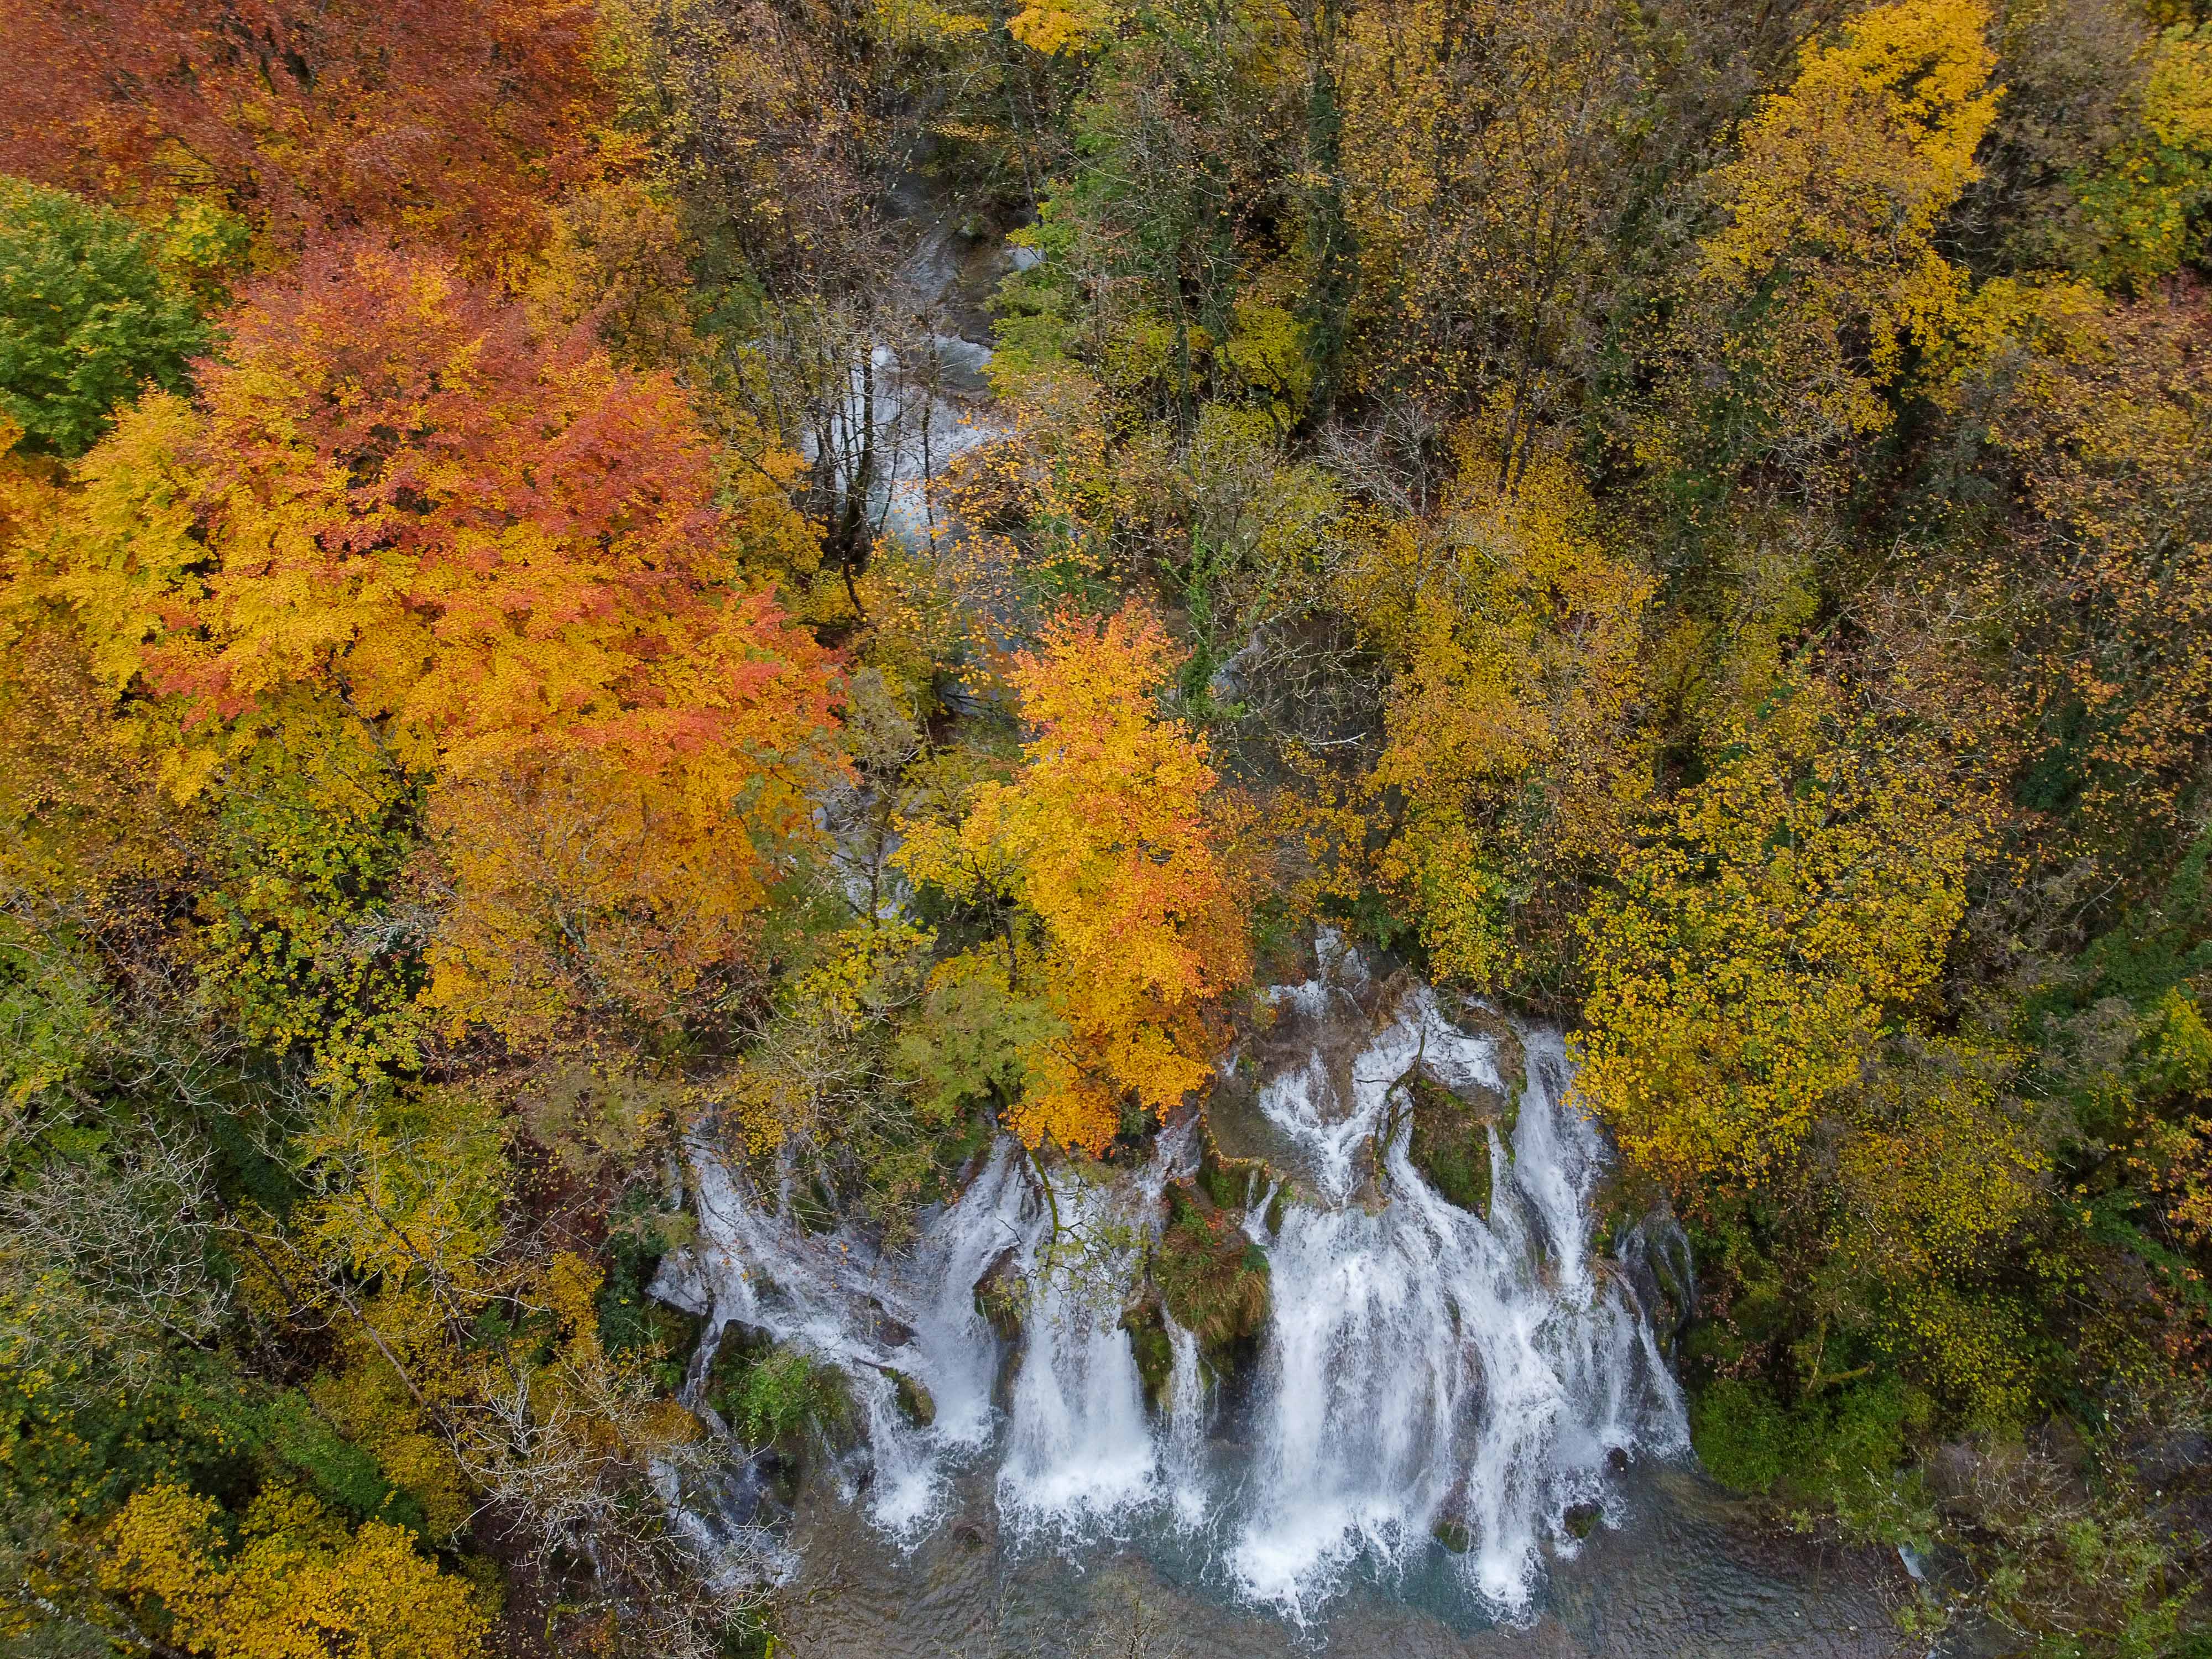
[1120, 1296, 1176, 1410]
[973, 1249, 1027, 1343]
[1403, 1073, 1497, 1218]
[889, 1368, 935, 1428]
[972, 1248, 1029, 1411]
[1154, 1181, 1270, 1380]
[705, 1326, 855, 1508]
[1197, 1120, 1275, 1214]
[1433, 1517, 1473, 1553]
[1564, 1500, 1601, 1540]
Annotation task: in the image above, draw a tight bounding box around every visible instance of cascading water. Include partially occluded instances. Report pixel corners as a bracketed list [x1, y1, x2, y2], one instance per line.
[652, 936, 1691, 1629]
[1220, 948, 1687, 1621]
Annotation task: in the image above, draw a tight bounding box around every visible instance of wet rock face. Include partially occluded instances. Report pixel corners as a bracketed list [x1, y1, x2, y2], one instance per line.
[1119, 1296, 1176, 1410]
[1198, 1120, 1277, 1214]
[973, 1247, 1027, 1412]
[1375, 981, 1525, 1220]
[890, 1369, 935, 1428]
[1611, 1209, 1696, 1362]
[973, 1248, 1026, 1343]
[1207, 946, 1531, 1207]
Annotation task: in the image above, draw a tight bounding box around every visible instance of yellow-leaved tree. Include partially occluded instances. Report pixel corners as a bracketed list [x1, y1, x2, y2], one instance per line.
[1685, 0, 2001, 463]
[895, 604, 1251, 1153]
[103, 1484, 488, 1659]
[1345, 427, 1652, 995]
[1005, 0, 1114, 54]
[1575, 677, 1984, 1185]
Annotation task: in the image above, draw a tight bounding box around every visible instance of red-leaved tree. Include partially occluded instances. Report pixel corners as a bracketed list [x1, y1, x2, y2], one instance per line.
[0, 0, 610, 265]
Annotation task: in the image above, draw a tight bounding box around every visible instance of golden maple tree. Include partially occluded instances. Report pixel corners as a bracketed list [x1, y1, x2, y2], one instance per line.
[896, 603, 1250, 1152]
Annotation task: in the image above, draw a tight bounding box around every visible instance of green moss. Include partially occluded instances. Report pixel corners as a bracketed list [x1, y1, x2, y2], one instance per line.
[707, 1333, 850, 1449]
[1404, 1073, 1496, 1217]
[1197, 1123, 1274, 1213]
[890, 1369, 935, 1427]
[1120, 1298, 1176, 1409]
[974, 1259, 1027, 1342]
[1154, 1182, 1270, 1373]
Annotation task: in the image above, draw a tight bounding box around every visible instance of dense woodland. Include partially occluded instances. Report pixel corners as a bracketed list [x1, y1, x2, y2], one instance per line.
[1, 0, 2211, 1650]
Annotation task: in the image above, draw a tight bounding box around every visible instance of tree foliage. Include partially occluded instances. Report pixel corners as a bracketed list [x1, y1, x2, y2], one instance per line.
[1345, 427, 1651, 996]
[0, 178, 211, 456]
[1681, 0, 2001, 465]
[0, 0, 609, 265]
[898, 604, 1250, 1151]
[1577, 680, 1984, 1185]
[36, 240, 842, 1052]
[11, 0, 2212, 1647]
[103, 1484, 489, 1659]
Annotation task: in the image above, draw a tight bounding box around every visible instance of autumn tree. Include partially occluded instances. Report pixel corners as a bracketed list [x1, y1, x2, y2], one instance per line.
[896, 603, 1251, 1152]
[990, 0, 1310, 429]
[0, 0, 609, 267]
[1670, 0, 2002, 473]
[1342, 427, 1650, 998]
[1576, 677, 1985, 1185]
[103, 1484, 489, 1659]
[1336, 0, 1644, 439]
[2073, 22, 2212, 293]
[36, 241, 842, 1055]
[1978, 289, 2212, 883]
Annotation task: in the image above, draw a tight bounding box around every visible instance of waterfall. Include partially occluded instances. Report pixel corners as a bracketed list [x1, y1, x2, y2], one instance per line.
[654, 941, 1689, 1624]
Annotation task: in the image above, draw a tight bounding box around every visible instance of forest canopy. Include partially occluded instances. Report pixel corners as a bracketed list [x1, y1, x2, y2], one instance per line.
[2, 0, 2211, 1649]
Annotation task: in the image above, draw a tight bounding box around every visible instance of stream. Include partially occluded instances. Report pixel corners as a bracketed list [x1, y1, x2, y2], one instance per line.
[650, 936, 1918, 1656]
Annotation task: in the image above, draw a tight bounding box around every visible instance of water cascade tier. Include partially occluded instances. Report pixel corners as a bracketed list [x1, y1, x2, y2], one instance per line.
[652, 940, 1691, 1625]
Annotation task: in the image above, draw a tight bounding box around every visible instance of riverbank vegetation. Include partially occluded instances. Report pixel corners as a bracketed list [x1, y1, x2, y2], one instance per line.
[2, 0, 2211, 1650]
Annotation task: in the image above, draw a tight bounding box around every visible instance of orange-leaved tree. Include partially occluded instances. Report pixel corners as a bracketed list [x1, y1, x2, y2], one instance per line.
[41, 241, 842, 1047]
[896, 604, 1251, 1153]
[0, 0, 609, 269]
